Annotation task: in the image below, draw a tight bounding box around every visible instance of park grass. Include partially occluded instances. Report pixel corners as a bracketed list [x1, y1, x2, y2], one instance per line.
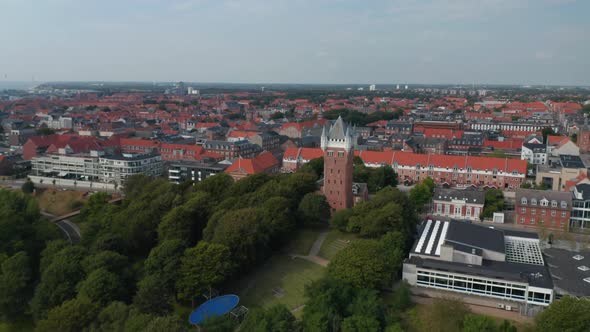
[317, 229, 358, 260]
[282, 227, 323, 255]
[227, 255, 326, 311]
[36, 189, 86, 216]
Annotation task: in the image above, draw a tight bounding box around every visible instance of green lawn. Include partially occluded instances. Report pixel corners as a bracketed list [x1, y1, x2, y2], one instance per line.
[318, 229, 358, 260]
[227, 255, 326, 311]
[282, 227, 323, 255]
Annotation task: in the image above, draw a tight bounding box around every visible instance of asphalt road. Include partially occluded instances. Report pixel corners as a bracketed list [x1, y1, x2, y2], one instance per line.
[40, 211, 81, 244]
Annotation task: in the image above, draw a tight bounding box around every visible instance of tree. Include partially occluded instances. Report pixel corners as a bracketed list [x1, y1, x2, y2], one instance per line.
[413, 298, 469, 332]
[303, 277, 386, 332]
[157, 191, 211, 244]
[144, 316, 187, 332]
[85, 301, 130, 332]
[77, 268, 126, 305]
[328, 240, 392, 289]
[240, 304, 298, 332]
[21, 180, 35, 194]
[176, 242, 233, 303]
[210, 208, 268, 266]
[31, 246, 87, 319]
[462, 314, 498, 332]
[0, 252, 33, 321]
[123, 309, 155, 332]
[298, 193, 331, 226]
[348, 202, 404, 237]
[35, 297, 99, 332]
[330, 208, 353, 231]
[481, 188, 504, 220]
[143, 239, 186, 287]
[535, 296, 590, 332]
[366, 166, 398, 193]
[133, 274, 174, 315]
[299, 157, 324, 178]
[341, 315, 381, 332]
[541, 127, 557, 142]
[36, 127, 55, 136]
[409, 179, 434, 212]
[389, 281, 412, 312]
[81, 250, 128, 275]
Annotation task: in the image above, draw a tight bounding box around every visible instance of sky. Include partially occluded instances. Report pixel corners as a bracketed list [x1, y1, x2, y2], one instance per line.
[0, 0, 589, 85]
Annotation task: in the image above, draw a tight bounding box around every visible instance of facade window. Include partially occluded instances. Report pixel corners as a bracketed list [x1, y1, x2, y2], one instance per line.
[531, 218, 536, 224]
[521, 207, 526, 213]
[338, 151, 344, 157]
[520, 217, 525, 224]
[445, 204, 450, 215]
[551, 210, 556, 217]
[531, 208, 536, 215]
[466, 207, 471, 217]
[437, 204, 442, 213]
[327, 151, 334, 157]
[454, 206, 461, 216]
[562, 211, 566, 217]
[474, 207, 480, 217]
[541, 209, 546, 216]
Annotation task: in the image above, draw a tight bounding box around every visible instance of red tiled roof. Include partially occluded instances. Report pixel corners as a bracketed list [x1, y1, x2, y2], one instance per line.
[299, 148, 324, 160]
[225, 151, 279, 175]
[120, 138, 160, 148]
[483, 139, 524, 150]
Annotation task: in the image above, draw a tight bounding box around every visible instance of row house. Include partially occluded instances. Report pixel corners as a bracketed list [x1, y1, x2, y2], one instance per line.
[515, 189, 572, 231]
[282, 148, 527, 189]
[467, 121, 559, 133]
[431, 188, 485, 221]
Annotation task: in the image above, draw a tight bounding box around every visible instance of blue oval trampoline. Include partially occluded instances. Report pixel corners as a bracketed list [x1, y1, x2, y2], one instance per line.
[188, 294, 240, 325]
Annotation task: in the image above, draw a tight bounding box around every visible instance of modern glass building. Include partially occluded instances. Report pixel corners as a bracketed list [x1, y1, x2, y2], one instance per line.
[403, 220, 554, 310]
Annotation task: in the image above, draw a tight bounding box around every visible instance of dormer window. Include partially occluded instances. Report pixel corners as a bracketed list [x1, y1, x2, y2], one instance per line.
[521, 198, 527, 205]
[467, 167, 472, 173]
[531, 198, 537, 206]
[551, 200, 557, 208]
[540, 199, 548, 207]
[561, 201, 567, 209]
[416, 164, 421, 170]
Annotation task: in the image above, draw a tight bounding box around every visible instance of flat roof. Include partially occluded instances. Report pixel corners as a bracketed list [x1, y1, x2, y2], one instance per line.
[408, 255, 554, 289]
[446, 221, 505, 254]
[544, 248, 590, 297]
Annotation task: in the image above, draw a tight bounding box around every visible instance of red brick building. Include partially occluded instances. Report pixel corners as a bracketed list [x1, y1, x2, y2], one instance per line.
[283, 149, 527, 190]
[321, 117, 354, 211]
[515, 189, 572, 231]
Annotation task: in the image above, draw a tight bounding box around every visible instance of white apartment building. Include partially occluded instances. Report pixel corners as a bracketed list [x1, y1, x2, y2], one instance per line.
[31, 151, 162, 186]
[521, 143, 548, 165]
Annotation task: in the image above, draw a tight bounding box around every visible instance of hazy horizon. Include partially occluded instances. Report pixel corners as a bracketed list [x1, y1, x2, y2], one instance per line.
[1, 0, 589, 86]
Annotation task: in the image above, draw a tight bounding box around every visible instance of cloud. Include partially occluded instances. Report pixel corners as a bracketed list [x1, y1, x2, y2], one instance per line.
[534, 51, 553, 60]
